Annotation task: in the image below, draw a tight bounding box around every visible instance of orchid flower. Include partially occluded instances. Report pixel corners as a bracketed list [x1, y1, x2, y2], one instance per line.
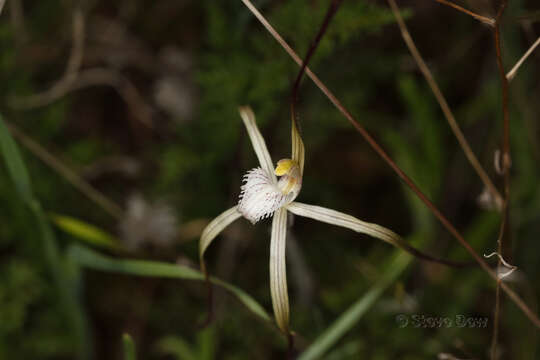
[200, 106, 424, 334]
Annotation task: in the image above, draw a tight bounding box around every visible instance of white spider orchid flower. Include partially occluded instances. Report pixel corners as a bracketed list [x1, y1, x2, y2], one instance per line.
[200, 106, 419, 334]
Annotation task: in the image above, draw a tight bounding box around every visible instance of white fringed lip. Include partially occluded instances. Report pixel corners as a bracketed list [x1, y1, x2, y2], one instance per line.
[238, 167, 290, 224]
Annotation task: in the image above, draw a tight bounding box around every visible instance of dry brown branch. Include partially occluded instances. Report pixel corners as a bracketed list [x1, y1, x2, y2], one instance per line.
[11, 65, 154, 129]
[491, 2, 511, 358]
[388, 0, 503, 210]
[8, 8, 154, 129]
[9, 8, 85, 109]
[433, 0, 495, 26]
[70, 68, 154, 128]
[506, 36, 540, 81]
[490, 205, 507, 360]
[6, 122, 124, 220]
[241, 0, 540, 329]
[9, 0, 28, 45]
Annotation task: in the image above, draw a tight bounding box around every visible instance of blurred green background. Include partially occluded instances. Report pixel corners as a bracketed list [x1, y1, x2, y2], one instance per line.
[0, 0, 539, 359]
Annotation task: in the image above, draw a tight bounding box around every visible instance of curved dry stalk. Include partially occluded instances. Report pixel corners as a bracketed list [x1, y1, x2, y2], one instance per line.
[388, 0, 503, 210]
[491, 3, 513, 356]
[433, 0, 495, 26]
[9, 0, 28, 46]
[8, 7, 154, 129]
[9, 8, 85, 109]
[290, 0, 342, 143]
[506, 36, 540, 81]
[240, 0, 540, 329]
[13, 67, 154, 129]
[73, 68, 154, 128]
[6, 121, 124, 220]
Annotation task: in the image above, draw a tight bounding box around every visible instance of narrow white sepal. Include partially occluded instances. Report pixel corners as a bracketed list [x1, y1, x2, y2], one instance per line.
[199, 206, 242, 271]
[270, 207, 290, 333]
[239, 106, 276, 183]
[238, 167, 290, 224]
[286, 202, 406, 248]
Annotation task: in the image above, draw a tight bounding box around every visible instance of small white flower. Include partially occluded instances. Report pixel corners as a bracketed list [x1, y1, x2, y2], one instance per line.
[120, 194, 178, 250]
[200, 106, 422, 333]
[238, 160, 301, 223]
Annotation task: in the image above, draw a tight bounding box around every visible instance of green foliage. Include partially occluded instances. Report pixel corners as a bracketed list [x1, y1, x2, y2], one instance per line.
[0, 260, 43, 334]
[68, 244, 271, 322]
[123, 333, 137, 360]
[299, 251, 412, 360]
[0, 115, 33, 203]
[0, 114, 89, 359]
[51, 213, 123, 250]
[155, 327, 216, 360]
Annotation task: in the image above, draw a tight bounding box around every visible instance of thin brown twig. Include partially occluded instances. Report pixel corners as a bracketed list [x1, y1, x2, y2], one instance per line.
[494, 5, 512, 182]
[490, 203, 507, 360]
[506, 36, 540, 81]
[491, 2, 512, 358]
[433, 0, 495, 26]
[8, 8, 154, 129]
[241, 0, 540, 329]
[388, 0, 503, 210]
[11, 66, 154, 129]
[291, 0, 343, 133]
[9, 0, 28, 46]
[68, 68, 154, 128]
[491, 278, 504, 358]
[9, 8, 85, 109]
[6, 122, 124, 220]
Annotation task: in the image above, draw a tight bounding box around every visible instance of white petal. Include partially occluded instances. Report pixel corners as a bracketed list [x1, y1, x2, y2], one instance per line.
[199, 206, 242, 273]
[238, 167, 290, 224]
[270, 207, 290, 333]
[239, 106, 276, 183]
[286, 202, 410, 249]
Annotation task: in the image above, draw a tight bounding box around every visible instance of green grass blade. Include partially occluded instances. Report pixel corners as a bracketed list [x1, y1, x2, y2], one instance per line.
[68, 244, 271, 322]
[51, 213, 124, 251]
[34, 206, 90, 358]
[123, 333, 136, 360]
[0, 114, 33, 204]
[155, 336, 197, 360]
[0, 113, 90, 359]
[298, 251, 412, 360]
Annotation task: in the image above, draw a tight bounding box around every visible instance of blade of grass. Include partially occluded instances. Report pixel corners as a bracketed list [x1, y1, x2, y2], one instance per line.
[6, 121, 124, 219]
[0, 114, 33, 203]
[0, 113, 89, 359]
[51, 213, 124, 251]
[123, 333, 136, 360]
[298, 251, 412, 360]
[155, 336, 197, 360]
[68, 244, 272, 322]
